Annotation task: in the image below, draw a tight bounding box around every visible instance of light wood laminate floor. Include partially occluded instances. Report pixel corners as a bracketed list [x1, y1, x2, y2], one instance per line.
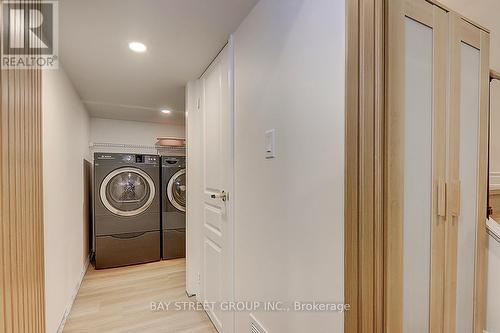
[63, 259, 217, 333]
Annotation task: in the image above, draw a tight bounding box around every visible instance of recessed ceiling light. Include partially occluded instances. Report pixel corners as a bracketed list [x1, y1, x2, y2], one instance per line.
[161, 109, 171, 114]
[129, 42, 147, 53]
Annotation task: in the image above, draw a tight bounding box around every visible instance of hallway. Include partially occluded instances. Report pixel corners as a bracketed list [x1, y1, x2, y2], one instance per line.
[1, 0, 499, 332]
[63, 260, 216, 333]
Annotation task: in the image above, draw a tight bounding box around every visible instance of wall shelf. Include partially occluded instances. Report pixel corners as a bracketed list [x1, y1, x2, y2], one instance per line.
[89, 142, 186, 156]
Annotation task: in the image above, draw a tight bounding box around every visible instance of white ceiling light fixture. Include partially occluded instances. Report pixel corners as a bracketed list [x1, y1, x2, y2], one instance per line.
[129, 41, 147, 53]
[161, 109, 172, 114]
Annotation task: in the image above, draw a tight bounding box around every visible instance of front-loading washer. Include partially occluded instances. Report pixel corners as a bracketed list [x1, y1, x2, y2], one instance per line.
[161, 156, 186, 259]
[94, 153, 161, 269]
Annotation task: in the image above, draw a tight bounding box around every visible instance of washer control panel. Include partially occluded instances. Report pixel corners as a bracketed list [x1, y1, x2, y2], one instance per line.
[143, 155, 158, 164]
[94, 153, 159, 165]
[162, 157, 185, 168]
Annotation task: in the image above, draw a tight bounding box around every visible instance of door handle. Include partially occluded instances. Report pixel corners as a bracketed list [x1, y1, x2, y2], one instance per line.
[211, 191, 228, 202]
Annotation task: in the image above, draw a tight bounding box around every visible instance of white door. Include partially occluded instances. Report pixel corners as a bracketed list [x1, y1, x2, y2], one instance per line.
[200, 39, 234, 333]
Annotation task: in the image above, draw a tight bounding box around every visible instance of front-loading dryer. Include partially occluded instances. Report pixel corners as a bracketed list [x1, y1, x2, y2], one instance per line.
[161, 156, 186, 259]
[94, 153, 161, 269]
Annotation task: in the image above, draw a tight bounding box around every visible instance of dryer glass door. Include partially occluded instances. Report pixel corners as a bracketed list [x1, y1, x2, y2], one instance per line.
[100, 167, 156, 217]
[167, 169, 186, 212]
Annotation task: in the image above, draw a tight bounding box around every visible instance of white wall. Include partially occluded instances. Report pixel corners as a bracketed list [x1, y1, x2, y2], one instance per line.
[233, 0, 345, 331]
[90, 117, 185, 148]
[43, 67, 91, 333]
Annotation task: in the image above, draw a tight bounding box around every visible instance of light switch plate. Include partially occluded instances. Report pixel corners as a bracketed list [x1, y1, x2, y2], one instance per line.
[265, 129, 275, 159]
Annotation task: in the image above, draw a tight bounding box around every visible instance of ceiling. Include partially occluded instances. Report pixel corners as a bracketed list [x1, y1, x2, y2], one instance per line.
[59, 0, 258, 125]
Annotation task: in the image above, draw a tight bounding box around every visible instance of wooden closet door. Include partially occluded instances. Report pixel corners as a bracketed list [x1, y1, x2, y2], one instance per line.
[445, 14, 489, 333]
[386, 0, 448, 332]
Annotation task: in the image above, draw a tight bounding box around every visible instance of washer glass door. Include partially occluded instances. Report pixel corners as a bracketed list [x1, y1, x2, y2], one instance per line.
[167, 169, 186, 212]
[100, 167, 156, 217]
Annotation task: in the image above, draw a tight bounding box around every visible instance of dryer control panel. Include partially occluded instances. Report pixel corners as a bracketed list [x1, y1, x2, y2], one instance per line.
[94, 153, 159, 166]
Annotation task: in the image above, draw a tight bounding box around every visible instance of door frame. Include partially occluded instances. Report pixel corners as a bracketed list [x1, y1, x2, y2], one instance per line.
[345, 0, 385, 331]
[345, 0, 489, 332]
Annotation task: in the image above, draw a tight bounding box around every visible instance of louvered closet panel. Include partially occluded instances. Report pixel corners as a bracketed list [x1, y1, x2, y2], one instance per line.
[0, 1, 46, 332]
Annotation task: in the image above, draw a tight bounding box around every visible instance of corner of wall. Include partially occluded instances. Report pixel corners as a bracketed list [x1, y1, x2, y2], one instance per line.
[55, 256, 90, 333]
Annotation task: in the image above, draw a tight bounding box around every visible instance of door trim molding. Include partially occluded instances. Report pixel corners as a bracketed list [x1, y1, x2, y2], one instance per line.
[345, 0, 385, 331]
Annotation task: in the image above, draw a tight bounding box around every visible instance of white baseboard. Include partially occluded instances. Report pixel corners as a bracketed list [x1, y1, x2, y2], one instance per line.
[56, 255, 90, 333]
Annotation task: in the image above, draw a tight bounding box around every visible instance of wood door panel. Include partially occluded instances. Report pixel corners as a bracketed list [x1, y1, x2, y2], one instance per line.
[446, 16, 490, 333]
[201, 40, 234, 333]
[204, 204, 223, 236]
[204, 238, 223, 327]
[349, 0, 490, 332]
[204, 59, 223, 193]
[386, 0, 448, 332]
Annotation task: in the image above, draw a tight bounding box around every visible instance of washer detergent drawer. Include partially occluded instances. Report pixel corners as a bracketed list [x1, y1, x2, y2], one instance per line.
[95, 231, 160, 269]
[162, 229, 186, 260]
